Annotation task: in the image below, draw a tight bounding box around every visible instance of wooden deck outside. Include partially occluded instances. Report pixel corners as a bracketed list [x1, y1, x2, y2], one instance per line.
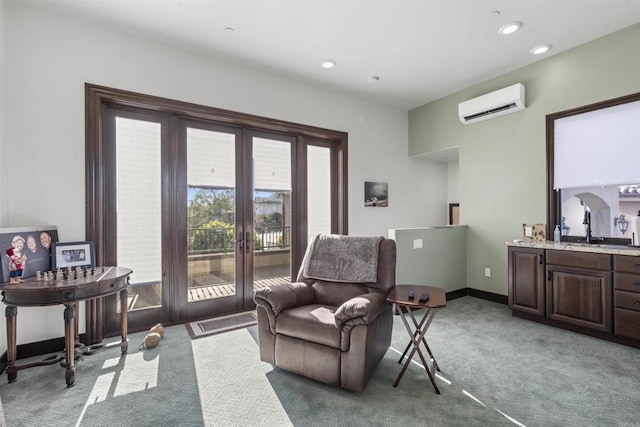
[187, 276, 291, 302]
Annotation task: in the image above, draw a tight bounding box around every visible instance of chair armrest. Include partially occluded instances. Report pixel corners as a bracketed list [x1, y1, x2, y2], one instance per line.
[253, 282, 314, 315]
[334, 292, 389, 328]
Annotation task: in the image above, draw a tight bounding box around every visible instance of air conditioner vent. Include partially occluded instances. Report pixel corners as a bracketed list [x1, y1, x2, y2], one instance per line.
[458, 84, 525, 125]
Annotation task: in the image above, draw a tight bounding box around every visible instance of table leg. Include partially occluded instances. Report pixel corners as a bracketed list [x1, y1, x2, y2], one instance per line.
[393, 304, 441, 394]
[63, 304, 75, 388]
[397, 305, 434, 367]
[5, 306, 17, 383]
[73, 302, 80, 345]
[119, 288, 128, 355]
[405, 307, 440, 372]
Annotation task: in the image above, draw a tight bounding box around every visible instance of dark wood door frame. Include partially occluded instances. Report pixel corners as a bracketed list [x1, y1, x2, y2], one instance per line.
[85, 83, 348, 341]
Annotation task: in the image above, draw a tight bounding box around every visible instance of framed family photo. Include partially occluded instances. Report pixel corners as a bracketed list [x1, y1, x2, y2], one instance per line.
[52, 241, 95, 269]
[0, 226, 59, 283]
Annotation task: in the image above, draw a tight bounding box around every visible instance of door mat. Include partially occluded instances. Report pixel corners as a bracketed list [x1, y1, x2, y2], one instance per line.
[186, 311, 257, 339]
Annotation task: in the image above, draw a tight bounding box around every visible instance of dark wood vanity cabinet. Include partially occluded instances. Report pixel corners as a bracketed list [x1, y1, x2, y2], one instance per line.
[545, 250, 612, 333]
[508, 247, 545, 316]
[613, 255, 640, 340]
[508, 245, 640, 347]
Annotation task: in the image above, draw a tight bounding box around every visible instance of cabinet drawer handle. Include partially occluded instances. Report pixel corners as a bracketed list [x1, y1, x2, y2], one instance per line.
[635, 300, 640, 305]
[634, 263, 640, 268]
[538, 254, 544, 265]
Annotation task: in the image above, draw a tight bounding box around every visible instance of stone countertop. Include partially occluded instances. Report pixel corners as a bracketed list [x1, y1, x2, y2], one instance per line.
[505, 240, 640, 256]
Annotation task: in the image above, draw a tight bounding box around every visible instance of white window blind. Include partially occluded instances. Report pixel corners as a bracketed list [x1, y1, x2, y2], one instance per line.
[554, 100, 640, 189]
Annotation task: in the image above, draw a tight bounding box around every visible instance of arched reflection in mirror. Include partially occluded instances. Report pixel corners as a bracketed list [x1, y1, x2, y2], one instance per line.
[561, 186, 640, 240]
[561, 192, 611, 239]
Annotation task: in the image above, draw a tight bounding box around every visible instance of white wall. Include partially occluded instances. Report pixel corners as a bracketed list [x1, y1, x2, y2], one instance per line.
[0, 3, 446, 348]
[0, 0, 7, 353]
[0, 0, 7, 225]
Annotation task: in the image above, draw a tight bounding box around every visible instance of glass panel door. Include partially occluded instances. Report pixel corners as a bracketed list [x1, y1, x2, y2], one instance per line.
[185, 124, 243, 318]
[251, 136, 293, 295]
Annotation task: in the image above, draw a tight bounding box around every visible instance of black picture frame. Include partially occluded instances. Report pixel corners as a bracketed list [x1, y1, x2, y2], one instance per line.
[52, 241, 95, 270]
[0, 226, 59, 282]
[364, 181, 389, 207]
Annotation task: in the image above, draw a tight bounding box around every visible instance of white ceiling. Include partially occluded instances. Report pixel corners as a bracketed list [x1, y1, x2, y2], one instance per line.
[23, 0, 640, 110]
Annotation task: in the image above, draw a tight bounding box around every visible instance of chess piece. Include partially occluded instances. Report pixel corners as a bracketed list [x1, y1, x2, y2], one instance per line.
[36, 271, 42, 280]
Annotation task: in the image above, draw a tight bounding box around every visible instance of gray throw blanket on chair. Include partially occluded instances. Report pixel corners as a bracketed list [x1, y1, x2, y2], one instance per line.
[302, 234, 383, 283]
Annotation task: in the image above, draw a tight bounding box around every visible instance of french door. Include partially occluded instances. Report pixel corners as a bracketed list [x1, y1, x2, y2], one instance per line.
[181, 122, 296, 319]
[86, 84, 347, 338]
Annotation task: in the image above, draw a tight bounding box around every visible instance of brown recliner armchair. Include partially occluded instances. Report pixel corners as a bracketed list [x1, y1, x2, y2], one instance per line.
[254, 234, 396, 392]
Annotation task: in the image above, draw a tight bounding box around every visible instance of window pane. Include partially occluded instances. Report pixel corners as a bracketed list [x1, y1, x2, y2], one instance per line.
[116, 117, 162, 311]
[307, 145, 331, 241]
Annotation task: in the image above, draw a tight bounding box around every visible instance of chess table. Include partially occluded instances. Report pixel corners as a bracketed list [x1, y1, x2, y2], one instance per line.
[0, 266, 132, 387]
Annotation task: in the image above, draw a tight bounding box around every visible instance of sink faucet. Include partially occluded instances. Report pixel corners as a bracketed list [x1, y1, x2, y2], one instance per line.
[583, 209, 592, 243]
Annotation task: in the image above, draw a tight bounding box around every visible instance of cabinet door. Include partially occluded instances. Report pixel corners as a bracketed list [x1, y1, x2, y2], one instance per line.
[546, 266, 612, 333]
[508, 247, 545, 316]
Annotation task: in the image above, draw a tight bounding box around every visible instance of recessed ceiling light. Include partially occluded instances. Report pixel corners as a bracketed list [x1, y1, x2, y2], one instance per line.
[322, 59, 336, 69]
[499, 21, 522, 35]
[530, 44, 552, 55]
[225, 27, 234, 32]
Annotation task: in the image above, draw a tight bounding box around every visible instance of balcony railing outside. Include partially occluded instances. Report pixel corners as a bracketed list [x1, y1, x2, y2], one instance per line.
[188, 225, 291, 255]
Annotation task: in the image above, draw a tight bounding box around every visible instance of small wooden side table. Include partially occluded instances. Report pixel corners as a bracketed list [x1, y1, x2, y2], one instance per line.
[387, 284, 446, 394]
[0, 266, 132, 388]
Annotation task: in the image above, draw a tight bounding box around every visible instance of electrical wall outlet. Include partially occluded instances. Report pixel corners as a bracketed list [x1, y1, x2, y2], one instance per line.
[413, 239, 423, 249]
[484, 268, 491, 277]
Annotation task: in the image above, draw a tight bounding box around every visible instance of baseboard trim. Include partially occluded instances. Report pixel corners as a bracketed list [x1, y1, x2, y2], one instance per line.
[445, 288, 468, 301]
[446, 287, 507, 305]
[465, 288, 508, 305]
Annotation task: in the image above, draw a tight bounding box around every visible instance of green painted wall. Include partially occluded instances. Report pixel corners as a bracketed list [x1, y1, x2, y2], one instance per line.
[409, 23, 640, 295]
[389, 226, 467, 292]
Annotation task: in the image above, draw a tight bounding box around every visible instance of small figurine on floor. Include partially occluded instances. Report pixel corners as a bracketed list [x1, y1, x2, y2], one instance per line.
[5, 247, 26, 284]
[139, 323, 165, 350]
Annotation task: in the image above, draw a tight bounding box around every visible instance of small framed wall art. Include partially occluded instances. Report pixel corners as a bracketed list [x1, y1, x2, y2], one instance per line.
[364, 181, 388, 207]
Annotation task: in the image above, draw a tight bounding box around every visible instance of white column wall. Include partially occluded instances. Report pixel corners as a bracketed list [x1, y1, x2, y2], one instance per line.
[0, 3, 446, 348]
[0, 0, 7, 352]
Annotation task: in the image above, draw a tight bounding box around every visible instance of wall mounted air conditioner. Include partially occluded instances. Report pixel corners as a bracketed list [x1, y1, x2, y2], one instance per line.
[458, 83, 525, 125]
